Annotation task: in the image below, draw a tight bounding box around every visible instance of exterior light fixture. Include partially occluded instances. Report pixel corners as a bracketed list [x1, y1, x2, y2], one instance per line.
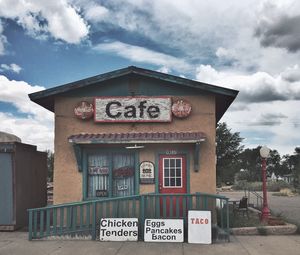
[259, 145, 271, 222]
[125, 144, 145, 149]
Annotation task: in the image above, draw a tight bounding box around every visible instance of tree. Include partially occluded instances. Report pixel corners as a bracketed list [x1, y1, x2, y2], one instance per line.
[267, 149, 282, 177]
[46, 150, 54, 182]
[237, 147, 283, 182]
[216, 122, 244, 185]
[238, 147, 261, 182]
[285, 147, 300, 188]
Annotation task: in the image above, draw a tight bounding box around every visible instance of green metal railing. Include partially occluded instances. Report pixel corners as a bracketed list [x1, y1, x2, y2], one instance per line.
[28, 193, 229, 241]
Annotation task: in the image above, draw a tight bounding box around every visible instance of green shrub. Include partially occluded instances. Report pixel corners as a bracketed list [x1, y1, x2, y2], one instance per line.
[267, 180, 292, 192]
[257, 226, 268, 235]
[232, 180, 292, 192]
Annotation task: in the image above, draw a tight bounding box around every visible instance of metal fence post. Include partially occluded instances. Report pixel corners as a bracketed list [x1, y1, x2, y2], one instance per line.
[92, 202, 97, 240]
[226, 199, 230, 242]
[28, 210, 33, 241]
[140, 195, 145, 240]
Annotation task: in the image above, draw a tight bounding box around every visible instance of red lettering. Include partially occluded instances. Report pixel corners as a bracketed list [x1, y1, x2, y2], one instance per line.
[190, 217, 209, 224]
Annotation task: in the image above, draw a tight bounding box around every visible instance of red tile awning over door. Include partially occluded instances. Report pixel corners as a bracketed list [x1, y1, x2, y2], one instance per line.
[68, 131, 206, 144]
[68, 132, 205, 172]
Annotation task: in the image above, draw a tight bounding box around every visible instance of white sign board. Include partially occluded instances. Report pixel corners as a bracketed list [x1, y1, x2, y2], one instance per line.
[188, 211, 212, 244]
[144, 219, 184, 242]
[94, 97, 172, 122]
[140, 161, 155, 184]
[99, 218, 138, 241]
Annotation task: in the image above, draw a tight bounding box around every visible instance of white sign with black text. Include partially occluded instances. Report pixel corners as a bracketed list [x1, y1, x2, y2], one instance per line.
[144, 219, 184, 242]
[188, 211, 212, 244]
[99, 218, 138, 241]
[139, 161, 155, 184]
[94, 97, 172, 122]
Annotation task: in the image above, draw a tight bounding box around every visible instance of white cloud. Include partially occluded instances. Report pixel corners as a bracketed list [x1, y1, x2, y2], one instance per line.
[196, 64, 300, 103]
[0, 63, 22, 73]
[223, 100, 300, 155]
[0, 20, 7, 55]
[0, 75, 53, 151]
[82, 3, 109, 23]
[156, 66, 170, 74]
[0, 0, 89, 44]
[195, 64, 300, 155]
[0, 112, 54, 151]
[94, 41, 192, 71]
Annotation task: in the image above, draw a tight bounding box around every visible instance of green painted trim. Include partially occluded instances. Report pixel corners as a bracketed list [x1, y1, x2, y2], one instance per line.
[59, 208, 64, 235]
[73, 145, 83, 172]
[109, 151, 113, 198]
[82, 151, 87, 200]
[82, 147, 139, 200]
[79, 205, 83, 229]
[155, 154, 159, 194]
[72, 206, 77, 232]
[46, 210, 51, 236]
[92, 202, 96, 240]
[29, 66, 238, 108]
[33, 210, 37, 238]
[186, 152, 191, 194]
[53, 208, 57, 235]
[194, 142, 200, 172]
[28, 193, 230, 240]
[39, 210, 44, 238]
[28, 210, 33, 240]
[134, 152, 140, 195]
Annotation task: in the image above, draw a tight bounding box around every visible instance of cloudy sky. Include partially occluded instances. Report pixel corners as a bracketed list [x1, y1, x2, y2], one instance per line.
[0, 0, 300, 155]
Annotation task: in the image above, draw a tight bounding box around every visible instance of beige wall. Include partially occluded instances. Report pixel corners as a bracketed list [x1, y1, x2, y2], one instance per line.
[53, 95, 216, 204]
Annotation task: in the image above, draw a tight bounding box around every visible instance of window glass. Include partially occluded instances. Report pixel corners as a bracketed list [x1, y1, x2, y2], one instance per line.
[112, 153, 135, 197]
[163, 158, 182, 188]
[88, 154, 109, 198]
[87, 152, 135, 198]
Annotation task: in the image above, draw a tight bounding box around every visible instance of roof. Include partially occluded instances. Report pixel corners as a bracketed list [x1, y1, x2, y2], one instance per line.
[29, 66, 238, 122]
[68, 131, 206, 144]
[0, 131, 21, 143]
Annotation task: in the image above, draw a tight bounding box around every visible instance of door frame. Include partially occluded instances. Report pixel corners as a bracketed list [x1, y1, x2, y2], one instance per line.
[155, 150, 190, 194]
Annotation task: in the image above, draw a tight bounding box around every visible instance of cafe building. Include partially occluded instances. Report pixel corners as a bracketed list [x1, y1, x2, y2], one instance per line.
[29, 66, 238, 205]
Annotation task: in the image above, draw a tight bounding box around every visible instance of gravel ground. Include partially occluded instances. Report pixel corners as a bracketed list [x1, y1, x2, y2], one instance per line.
[220, 191, 300, 225]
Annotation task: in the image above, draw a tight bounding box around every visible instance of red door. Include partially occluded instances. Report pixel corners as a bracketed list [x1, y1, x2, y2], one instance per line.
[159, 155, 187, 216]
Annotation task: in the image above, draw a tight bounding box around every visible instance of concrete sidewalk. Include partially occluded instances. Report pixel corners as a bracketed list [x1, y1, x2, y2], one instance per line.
[1, 232, 300, 255]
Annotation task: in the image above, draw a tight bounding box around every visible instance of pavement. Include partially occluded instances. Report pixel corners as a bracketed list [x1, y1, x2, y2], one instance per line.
[220, 191, 300, 225]
[1, 231, 300, 255]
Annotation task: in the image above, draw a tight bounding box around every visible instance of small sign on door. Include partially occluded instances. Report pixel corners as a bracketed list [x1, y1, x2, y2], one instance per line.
[140, 161, 155, 184]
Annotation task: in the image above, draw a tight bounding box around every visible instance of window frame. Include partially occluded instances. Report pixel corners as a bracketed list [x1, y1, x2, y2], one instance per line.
[82, 148, 139, 200]
[162, 157, 183, 188]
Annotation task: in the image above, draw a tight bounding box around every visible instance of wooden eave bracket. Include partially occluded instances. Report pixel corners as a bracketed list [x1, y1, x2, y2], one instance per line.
[194, 141, 201, 172]
[72, 144, 82, 172]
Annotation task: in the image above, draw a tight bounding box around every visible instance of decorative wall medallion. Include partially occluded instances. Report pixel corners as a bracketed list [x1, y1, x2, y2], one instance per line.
[171, 99, 192, 118]
[74, 101, 94, 120]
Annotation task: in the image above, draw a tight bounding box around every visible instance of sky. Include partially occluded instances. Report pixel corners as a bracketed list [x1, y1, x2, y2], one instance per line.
[0, 0, 300, 156]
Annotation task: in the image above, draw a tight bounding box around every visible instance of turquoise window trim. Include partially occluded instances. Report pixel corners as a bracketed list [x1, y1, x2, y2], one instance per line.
[81, 147, 139, 201]
[155, 150, 190, 194]
[134, 152, 140, 195]
[82, 151, 87, 200]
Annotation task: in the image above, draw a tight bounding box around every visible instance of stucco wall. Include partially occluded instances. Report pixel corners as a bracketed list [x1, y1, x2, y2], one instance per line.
[53, 94, 215, 204]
